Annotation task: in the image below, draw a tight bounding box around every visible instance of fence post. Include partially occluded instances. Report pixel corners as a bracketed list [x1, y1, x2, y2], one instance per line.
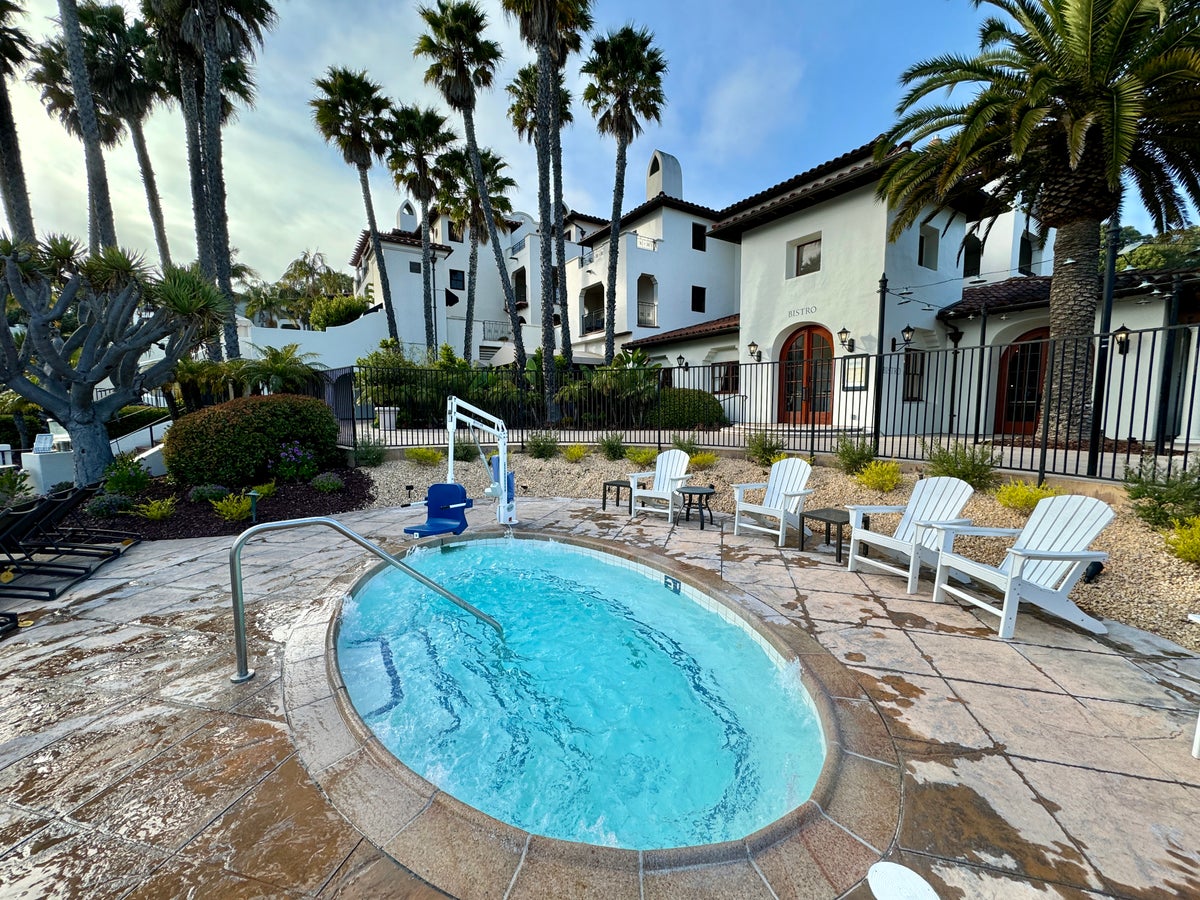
[1087, 220, 1120, 477]
[1037, 339, 1055, 485]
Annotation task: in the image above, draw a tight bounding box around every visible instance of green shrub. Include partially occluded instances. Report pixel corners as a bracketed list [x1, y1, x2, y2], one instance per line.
[994, 479, 1062, 515]
[1124, 458, 1200, 530]
[1166, 517, 1200, 564]
[87, 493, 133, 518]
[271, 440, 319, 483]
[354, 436, 386, 467]
[690, 451, 719, 471]
[133, 497, 177, 520]
[188, 483, 230, 503]
[407, 447, 444, 467]
[251, 479, 277, 499]
[310, 294, 370, 331]
[671, 433, 700, 455]
[563, 444, 589, 463]
[211, 492, 253, 521]
[834, 436, 876, 476]
[104, 452, 151, 496]
[526, 431, 559, 459]
[452, 438, 477, 462]
[923, 440, 1001, 491]
[746, 431, 784, 468]
[770, 451, 796, 465]
[0, 468, 32, 508]
[311, 472, 344, 493]
[649, 388, 728, 429]
[598, 432, 626, 461]
[855, 460, 903, 492]
[163, 395, 340, 487]
[626, 447, 658, 467]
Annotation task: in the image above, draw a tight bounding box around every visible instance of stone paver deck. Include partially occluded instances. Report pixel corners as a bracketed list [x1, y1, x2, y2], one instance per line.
[1, 498, 1198, 898]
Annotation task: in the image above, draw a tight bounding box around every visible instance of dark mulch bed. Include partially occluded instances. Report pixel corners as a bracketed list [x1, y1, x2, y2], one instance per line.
[75, 468, 375, 541]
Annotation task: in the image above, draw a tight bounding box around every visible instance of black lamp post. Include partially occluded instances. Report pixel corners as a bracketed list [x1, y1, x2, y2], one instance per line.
[872, 273, 888, 454]
[946, 325, 964, 434]
[1086, 219, 1120, 477]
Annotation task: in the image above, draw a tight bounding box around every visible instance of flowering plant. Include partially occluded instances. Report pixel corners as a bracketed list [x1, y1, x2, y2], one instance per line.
[271, 440, 318, 482]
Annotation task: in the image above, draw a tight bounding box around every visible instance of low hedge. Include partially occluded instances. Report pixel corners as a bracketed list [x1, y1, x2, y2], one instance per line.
[106, 405, 169, 440]
[648, 388, 728, 429]
[163, 394, 340, 486]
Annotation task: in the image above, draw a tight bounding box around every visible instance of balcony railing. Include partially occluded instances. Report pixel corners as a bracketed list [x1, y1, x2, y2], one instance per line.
[637, 302, 657, 327]
[510, 236, 526, 255]
[480, 320, 511, 341]
[635, 234, 659, 251]
[581, 311, 604, 334]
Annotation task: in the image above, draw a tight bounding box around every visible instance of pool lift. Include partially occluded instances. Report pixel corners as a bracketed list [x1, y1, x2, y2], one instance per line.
[404, 396, 518, 539]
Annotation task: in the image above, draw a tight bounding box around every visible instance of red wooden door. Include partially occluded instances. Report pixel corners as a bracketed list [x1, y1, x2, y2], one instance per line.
[994, 327, 1049, 435]
[779, 326, 834, 425]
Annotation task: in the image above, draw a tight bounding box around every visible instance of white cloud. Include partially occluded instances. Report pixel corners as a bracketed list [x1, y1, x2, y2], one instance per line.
[698, 54, 805, 166]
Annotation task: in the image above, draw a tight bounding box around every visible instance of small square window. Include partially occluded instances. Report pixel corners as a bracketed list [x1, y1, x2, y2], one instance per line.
[449, 269, 465, 290]
[692, 223, 707, 251]
[711, 362, 739, 394]
[1019, 233, 1034, 275]
[448, 223, 463, 242]
[409, 261, 421, 274]
[963, 235, 982, 278]
[691, 285, 706, 313]
[918, 225, 939, 270]
[794, 238, 821, 276]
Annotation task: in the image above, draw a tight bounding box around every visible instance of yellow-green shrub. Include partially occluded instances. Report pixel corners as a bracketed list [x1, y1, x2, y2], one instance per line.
[407, 447, 444, 467]
[690, 451, 719, 471]
[563, 444, 589, 463]
[626, 447, 658, 467]
[1166, 517, 1200, 564]
[769, 451, 791, 465]
[133, 497, 176, 520]
[855, 460, 902, 492]
[211, 492, 252, 521]
[251, 479, 277, 499]
[994, 479, 1061, 515]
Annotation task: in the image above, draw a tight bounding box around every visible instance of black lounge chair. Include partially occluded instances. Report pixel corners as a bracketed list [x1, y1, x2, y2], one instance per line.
[0, 500, 91, 577]
[20, 486, 139, 558]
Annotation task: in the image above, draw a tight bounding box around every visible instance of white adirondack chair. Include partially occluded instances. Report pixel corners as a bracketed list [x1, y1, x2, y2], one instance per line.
[847, 476, 974, 593]
[931, 494, 1113, 640]
[629, 449, 691, 524]
[733, 457, 814, 547]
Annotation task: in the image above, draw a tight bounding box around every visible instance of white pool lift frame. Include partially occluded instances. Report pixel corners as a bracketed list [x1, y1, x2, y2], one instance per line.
[445, 396, 518, 526]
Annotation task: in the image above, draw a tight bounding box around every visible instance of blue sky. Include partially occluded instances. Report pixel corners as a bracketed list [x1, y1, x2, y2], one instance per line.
[4, 0, 1146, 281]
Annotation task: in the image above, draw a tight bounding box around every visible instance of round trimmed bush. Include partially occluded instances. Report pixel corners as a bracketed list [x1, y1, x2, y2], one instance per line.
[163, 395, 340, 487]
[649, 388, 728, 429]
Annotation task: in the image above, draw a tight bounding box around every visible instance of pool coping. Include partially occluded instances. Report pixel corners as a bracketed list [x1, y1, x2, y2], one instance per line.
[282, 528, 901, 899]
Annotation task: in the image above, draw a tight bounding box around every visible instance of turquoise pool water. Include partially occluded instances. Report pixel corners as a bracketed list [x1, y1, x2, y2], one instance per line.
[336, 538, 826, 849]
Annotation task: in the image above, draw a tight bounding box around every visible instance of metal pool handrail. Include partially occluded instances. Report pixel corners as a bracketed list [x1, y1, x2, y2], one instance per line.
[228, 516, 503, 683]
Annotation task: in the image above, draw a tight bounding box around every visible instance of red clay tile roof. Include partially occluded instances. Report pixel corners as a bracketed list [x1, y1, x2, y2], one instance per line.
[349, 229, 452, 267]
[623, 314, 740, 349]
[578, 194, 726, 247]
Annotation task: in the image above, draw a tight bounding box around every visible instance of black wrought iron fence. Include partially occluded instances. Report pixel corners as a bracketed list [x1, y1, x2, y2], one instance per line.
[326, 323, 1200, 483]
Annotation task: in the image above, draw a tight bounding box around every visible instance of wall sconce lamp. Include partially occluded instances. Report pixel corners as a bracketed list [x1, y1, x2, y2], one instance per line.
[837, 326, 855, 352]
[676, 354, 689, 370]
[901, 324, 916, 345]
[947, 325, 964, 347]
[747, 340, 762, 362]
[1113, 324, 1131, 356]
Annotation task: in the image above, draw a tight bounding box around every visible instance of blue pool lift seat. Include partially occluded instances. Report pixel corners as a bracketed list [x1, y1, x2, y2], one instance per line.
[404, 483, 474, 537]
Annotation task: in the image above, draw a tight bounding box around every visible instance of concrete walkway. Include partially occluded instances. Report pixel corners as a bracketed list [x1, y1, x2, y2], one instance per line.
[1, 499, 1197, 898]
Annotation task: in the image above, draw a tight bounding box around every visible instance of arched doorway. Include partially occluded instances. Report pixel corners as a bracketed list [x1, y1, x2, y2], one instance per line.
[779, 326, 834, 425]
[994, 327, 1049, 435]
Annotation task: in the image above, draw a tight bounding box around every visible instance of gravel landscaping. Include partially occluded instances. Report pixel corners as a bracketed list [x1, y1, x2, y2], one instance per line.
[365, 452, 1200, 654]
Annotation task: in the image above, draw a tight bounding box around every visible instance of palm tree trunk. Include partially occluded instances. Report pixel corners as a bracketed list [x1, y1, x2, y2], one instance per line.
[462, 104, 526, 371]
[420, 195, 435, 351]
[200, 26, 238, 359]
[1043, 217, 1101, 441]
[604, 134, 628, 364]
[0, 82, 35, 243]
[128, 117, 171, 268]
[359, 165, 398, 342]
[535, 41, 557, 419]
[464, 229, 478, 362]
[178, 57, 213, 277]
[551, 74, 571, 369]
[57, 0, 116, 251]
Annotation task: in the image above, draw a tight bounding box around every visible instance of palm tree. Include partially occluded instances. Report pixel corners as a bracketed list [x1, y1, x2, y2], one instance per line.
[242, 279, 290, 327]
[310, 66, 398, 342]
[503, 0, 591, 396]
[876, 0, 1200, 438]
[0, 0, 35, 244]
[437, 145, 515, 362]
[387, 103, 457, 351]
[581, 25, 666, 364]
[414, 0, 527, 372]
[241, 343, 325, 394]
[56, 0, 117, 251]
[29, 4, 173, 265]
